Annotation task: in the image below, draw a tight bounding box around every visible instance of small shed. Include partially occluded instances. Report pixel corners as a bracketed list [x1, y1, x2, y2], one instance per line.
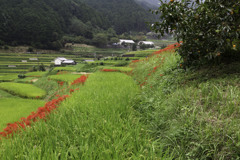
[62, 59, 76, 65]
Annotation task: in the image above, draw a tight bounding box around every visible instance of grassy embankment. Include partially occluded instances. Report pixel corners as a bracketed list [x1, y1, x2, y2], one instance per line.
[0, 72, 170, 159]
[130, 50, 240, 159]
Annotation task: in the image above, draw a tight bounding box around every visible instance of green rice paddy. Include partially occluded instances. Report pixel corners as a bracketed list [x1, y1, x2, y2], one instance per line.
[0, 82, 46, 98]
[25, 71, 47, 77]
[0, 74, 18, 82]
[0, 98, 45, 130]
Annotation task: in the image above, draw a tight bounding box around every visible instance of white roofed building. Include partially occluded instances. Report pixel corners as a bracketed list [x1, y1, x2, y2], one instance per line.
[119, 39, 135, 45]
[62, 59, 76, 65]
[54, 57, 76, 66]
[138, 41, 154, 46]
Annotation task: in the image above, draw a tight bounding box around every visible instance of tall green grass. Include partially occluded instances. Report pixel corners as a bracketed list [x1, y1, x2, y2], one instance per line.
[131, 52, 240, 159]
[0, 98, 45, 130]
[0, 72, 171, 159]
[34, 77, 60, 101]
[0, 82, 46, 98]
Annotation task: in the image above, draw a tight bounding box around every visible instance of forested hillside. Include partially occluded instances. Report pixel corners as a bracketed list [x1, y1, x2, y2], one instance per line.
[0, 0, 155, 49]
[82, 0, 155, 34]
[0, 0, 107, 49]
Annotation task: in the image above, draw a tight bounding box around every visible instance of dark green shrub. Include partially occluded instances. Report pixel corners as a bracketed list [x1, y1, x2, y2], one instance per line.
[18, 74, 26, 79]
[27, 47, 34, 52]
[3, 45, 9, 50]
[38, 63, 46, 71]
[0, 40, 5, 46]
[132, 43, 137, 51]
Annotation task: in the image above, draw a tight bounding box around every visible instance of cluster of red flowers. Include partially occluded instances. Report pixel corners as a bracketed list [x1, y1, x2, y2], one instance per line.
[101, 69, 119, 72]
[71, 75, 88, 85]
[0, 95, 69, 138]
[69, 88, 80, 94]
[154, 42, 181, 55]
[130, 42, 181, 68]
[57, 81, 64, 86]
[131, 60, 140, 63]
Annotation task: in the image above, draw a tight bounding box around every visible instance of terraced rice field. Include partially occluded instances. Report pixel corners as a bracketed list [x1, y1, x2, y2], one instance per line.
[0, 82, 46, 98]
[0, 52, 92, 76]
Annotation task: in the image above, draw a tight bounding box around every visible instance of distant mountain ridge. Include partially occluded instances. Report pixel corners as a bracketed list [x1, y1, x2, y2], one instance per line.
[82, 0, 155, 34]
[134, 0, 161, 9]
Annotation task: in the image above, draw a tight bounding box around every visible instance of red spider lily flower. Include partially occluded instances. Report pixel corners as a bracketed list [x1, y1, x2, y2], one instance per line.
[131, 60, 140, 63]
[57, 81, 64, 86]
[69, 89, 74, 94]
[71, 75, 88, 85]
[140, 82, 147, 87]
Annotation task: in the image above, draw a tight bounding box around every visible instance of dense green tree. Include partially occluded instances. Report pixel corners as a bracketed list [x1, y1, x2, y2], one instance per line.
[110, 37, 119, 44]
[92, 33, 108, 47]
[151, 0, 240, 66]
